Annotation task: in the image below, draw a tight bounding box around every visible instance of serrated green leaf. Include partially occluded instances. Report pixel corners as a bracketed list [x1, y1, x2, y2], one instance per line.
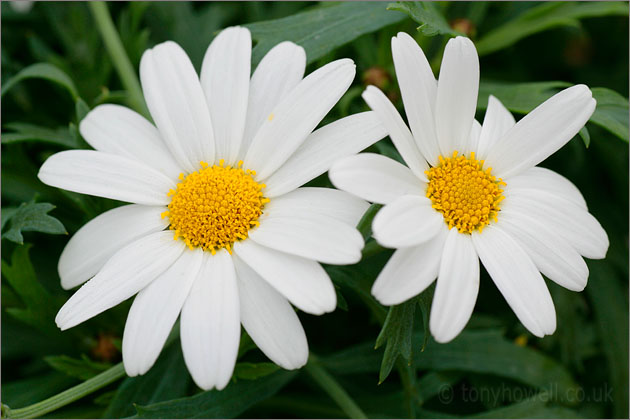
[476, 2, 629, 56]
[1, 207, 18, 231]
[246, 2, 406, 66]
[2, 199, 67, 244]
[1, 62, 79, 100]
[132, 370, 297, 419]
[44, 355, 111, 380]
[387, 1, 461, 37]
[233, 362, 280, 381]
[375, 297, 417, 383]
[2, 122, 81, 148]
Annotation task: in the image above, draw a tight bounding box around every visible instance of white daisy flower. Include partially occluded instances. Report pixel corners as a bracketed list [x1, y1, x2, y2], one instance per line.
[38, 27, 386, 390]
[329, 33, 608, 343]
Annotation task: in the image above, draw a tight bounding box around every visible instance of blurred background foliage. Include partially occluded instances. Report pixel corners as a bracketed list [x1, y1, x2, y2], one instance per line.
[1, 1, 628, 419]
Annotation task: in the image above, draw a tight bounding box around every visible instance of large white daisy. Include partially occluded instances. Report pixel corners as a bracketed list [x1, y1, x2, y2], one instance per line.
[38, 27, 386, 390]
[329, 33, 608, 343]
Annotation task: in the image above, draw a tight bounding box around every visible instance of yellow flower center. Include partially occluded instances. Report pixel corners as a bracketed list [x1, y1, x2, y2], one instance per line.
[162, 159, 268, 254]
[425, 151, 505, 234]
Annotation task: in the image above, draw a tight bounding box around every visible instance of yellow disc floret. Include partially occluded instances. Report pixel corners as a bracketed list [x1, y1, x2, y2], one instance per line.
[162, 160, 268, 254]
[425, 151, 505, 234]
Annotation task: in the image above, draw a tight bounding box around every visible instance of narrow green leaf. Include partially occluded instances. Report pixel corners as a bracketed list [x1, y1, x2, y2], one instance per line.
[2, 199, 67, 244]
[356, 203, 382, 241]
[375, 297, 417, 383]
[2, 122, 81, 148]
[233, 362, 280, 381]
[132, 370, 297, 419]
[590, 87, 629, 142]
[246, 2, 406, 66]
[44, 355, 111, 381]
[417, 283, 435, 351]
[1, 62, 79, 100]
[470, 391, 579, 418]
[476, 2, 629, 56]
[75, 97, 90, 122]
[578, 126, 591, 148]
[387, 1, 461, 37]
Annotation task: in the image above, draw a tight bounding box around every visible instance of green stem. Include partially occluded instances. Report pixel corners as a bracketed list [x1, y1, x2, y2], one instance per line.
[396, 358, 418, 417]
[88, 1, 149, 118]
[305, 355, 368, 419]
[4, 363, 125, 419]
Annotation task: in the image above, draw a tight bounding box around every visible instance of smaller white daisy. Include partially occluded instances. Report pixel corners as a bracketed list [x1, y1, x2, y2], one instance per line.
[329, 32, 608, 343]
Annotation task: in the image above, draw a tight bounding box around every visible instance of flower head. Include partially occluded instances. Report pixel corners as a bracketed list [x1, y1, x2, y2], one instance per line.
[330, 33, 608, 343]
[39, 27, 386, 390]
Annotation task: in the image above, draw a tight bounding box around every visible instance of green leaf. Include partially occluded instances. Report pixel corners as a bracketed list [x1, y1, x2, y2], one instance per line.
[476, 2, 629, 56]
[578, 126, 590, 148]
[44, 355, 111, 380]
[1, 372, 76, 408]
[2, 199, 67, 244]
[356, 203, 382, 241]
[1, 245, 61, 334]
[478, 80, 571, 114]
[590, 87, 629, 142]
[1, 62, 79, 100]
[132, 370, 298, 419]
[469, 391, 580, 418]
[75, 97, 90, 122]
[246, 2, 406, 66]
[104, 343, 191, 418]
[1, 207, 18, 231]
[387, 1, 461, 37]
[375, 297, 417, 383]
[417, 283, 435, 352]
[2, 122, 81, 148]
[233, 362, 280, 381]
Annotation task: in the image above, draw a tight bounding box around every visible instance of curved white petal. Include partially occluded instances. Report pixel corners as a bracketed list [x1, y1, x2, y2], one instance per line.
[123, 248, 203, 376]
[59, 205, 168, 290]
[362, 85, 427, 180]
[241, 41, 306, 158]
[79, 104, 182, 179]
[38, 150, 175, 206]
[485, 85, 596, 178]
[261, 187, 369, 227]
[435, 36, 479, 156]
[472, 225, 556, 337]
[372, 195, 443, 248]
[55, 231, 185, 330]
[140, 41, 214, 172]
[249, 212, 364, 265]
[498, 212, 588, 292]
[263, 111, 387, 197]
[233, 240, 336, 315]
[391, 32, 440, 166]
[430, 229, 479, 343]
[501, 189, 608, 259]
[181, 250, 240, 391]
[504, 166, 587, 210]
[371, 226, 448, 306]
[234, 256, 308, 370]
[476, 95, 515, 160]
[201, 27, 251, 164]
[244, 59, 355, 179]
[466, 119, 482, 156]
[329, 153, 425, 204]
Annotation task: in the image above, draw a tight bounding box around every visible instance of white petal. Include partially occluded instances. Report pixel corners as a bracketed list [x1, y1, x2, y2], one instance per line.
[504, 166, 587, 210]
[262, 187, 369, 227]
[430, 229, 479, 343]
[372, 195, 443, 248]
[234, 256, 308, 369]
[249, 212, 364, 265]
[485, 85, 596, 178]
[79, 104, 183, 179]
[501, 189, 608, 259]
[140, 41, 214, 172]
[181, 250, 240, 391]
[59, 205, 168, 290]
[241, 41, 306, 158]
[329, 153, 425, 204]
[361, 86, 427, 180]
[476, 95, 515, 160]
[38, 150, 175, 206]
[233, 240, 336, 315]
[435, 37, 479, 156]
[472, 225, 556, 337]
[263, 111, 387, 197]
[466, 119, 482, 155]
[55, 231, 185, 330]
[123, 248, 203, 376]
[244, 59, 355, 179]
[371, 226, 447, 306]
[498, 212, 588, 292]
[201, 27, 251, 164]
[391, 32, 440, 166]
